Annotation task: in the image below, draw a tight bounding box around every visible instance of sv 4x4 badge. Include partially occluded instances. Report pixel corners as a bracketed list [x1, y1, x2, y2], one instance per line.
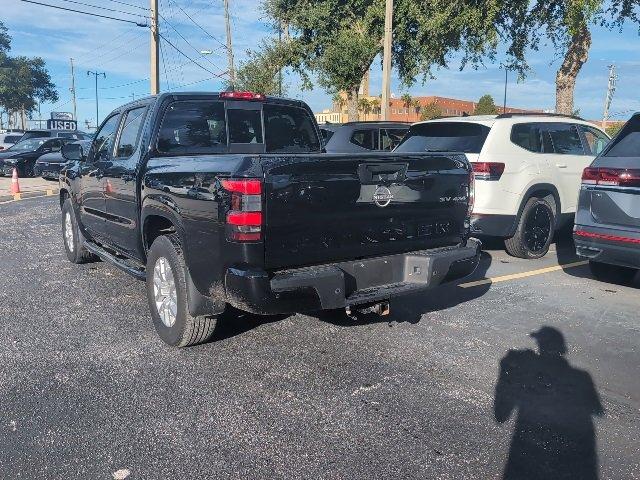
[373, 186, 394, 207]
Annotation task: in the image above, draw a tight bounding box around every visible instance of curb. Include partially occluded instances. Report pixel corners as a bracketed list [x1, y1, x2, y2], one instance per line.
[0, 188, 59, 204]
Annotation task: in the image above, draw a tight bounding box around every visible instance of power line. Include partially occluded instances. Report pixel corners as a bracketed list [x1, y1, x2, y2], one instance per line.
[167, 0, 228, 51]
[72, 28, 141, 65]
[57, 0, 149, 18]
[158, 13, 225, 71]
[103, 0, 147, 11]
[158, 32, 227, 78]
[19, 0, 148, 26]
[159, 32, 170, 91]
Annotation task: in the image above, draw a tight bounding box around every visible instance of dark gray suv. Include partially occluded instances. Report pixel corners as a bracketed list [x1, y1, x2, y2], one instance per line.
[574, 114, 640, 283]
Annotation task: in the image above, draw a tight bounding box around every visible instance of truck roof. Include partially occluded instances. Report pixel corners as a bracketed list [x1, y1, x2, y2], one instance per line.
[116, 92, 310, 111]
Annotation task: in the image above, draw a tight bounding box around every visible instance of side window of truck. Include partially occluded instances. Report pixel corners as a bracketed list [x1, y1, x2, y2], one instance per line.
[157, 101, 227, 155]
[263, 104, 321, 153]
[115, 106, 147, 159]
[92, 114, 121, 162]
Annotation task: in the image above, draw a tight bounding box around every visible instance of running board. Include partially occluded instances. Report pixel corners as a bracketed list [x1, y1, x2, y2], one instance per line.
[84, 241, 146, 280]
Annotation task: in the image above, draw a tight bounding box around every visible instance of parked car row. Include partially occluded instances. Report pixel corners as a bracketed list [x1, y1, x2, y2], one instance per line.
[0, 129, 91, 177]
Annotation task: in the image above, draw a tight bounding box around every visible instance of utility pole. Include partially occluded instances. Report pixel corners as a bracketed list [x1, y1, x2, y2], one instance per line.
[150, 0, 160, 94]
[602, 64, 617, 128]
[380, 0, 393, 120]
[70, 58, 77, 121]
[87, 70, 106, 128]
[223, 0, 235, 89]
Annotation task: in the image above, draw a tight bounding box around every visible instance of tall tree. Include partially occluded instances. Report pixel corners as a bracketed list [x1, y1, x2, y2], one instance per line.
[264, 0, 502, 121]
[495, 0, 640, 114]
[419, 101, 442, 121]
[225, 40, 287, 95]
[474, 94, 499, 115]
[0, 56, 58, 118]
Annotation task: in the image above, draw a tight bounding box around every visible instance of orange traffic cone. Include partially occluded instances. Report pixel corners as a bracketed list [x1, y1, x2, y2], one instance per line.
[11, 168, 21, 196]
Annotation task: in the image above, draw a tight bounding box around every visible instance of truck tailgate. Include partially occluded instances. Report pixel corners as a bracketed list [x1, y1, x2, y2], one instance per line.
[262, 153, 472, 270]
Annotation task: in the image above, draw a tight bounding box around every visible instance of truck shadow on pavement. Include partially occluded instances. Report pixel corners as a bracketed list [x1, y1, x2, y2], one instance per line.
[494, 326, 604, 480]
[314, 250, 493, 326]
[210, 308, 290, 342]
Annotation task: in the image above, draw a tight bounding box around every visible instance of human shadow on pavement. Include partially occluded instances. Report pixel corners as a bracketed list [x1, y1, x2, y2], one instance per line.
[315, 249, 493, 326]
[494, 326, 604, 480]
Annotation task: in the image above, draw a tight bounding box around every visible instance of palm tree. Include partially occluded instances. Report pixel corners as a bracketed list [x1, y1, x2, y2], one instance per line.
[400, 93, 413, 115]
[332, 93, 346, 113]
[370, 98, 381, 119]
[358, 98, 372, 120]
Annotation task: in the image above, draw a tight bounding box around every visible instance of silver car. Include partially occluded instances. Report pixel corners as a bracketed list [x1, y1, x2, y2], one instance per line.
[574, 114, 640, 283]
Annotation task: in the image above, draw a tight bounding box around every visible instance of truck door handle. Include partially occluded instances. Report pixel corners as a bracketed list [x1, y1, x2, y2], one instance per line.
[555, 164, 567, 169]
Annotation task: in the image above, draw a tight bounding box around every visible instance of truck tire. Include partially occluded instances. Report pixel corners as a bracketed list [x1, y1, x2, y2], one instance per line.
[505, 196, 556, 259]
[146, 234, 217, 347]
[589, 261, 638, 285]
[61, 197, 99, 264]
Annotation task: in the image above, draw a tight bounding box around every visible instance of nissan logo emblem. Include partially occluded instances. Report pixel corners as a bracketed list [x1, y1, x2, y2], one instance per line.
[373, 185, 393, 207]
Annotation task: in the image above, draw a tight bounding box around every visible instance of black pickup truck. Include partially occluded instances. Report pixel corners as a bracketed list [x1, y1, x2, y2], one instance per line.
[59, 91, 480, 347]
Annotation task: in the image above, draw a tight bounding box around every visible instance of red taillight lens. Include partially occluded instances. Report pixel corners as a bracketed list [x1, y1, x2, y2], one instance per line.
[581, 167, 640, 187]
[221, 179, 262, 194]
[226, 211, 262, 226]
[219, 91, 266, 101]
[222, 178, 263, 242]
[472, 162, 505, 181]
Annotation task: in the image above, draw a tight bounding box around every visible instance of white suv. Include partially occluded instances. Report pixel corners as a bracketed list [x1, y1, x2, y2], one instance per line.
[396, 114, 610, 258]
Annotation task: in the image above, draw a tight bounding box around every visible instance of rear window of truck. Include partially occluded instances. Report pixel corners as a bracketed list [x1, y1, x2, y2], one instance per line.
[395, 122, 490, 153]
[156, 100, 321, 155]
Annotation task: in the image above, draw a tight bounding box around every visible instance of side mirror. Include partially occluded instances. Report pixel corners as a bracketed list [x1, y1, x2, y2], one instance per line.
[61, 143, 86, 162]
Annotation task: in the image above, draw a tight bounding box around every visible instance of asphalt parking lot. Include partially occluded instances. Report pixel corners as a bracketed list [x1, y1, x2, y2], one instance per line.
[1, 196, 638, 479]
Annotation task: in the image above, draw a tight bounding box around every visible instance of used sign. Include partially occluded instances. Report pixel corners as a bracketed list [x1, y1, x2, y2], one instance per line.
[47, 119, 78, 130]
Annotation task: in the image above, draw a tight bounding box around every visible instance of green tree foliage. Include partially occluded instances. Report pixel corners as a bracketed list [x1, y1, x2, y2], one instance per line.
[474, 94, 499, 115]
[225, 40, 287, 96]
[605, 123, 623, 137]
[419, 101, 442, 121]
[0, 22, 57, 123]
[493, 0, 640, 114]
[263, 0, 503, 120]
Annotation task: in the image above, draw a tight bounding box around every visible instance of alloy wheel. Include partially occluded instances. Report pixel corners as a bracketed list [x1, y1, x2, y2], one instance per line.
[524, 204, 552, 253]
[153, 257, 178, 327]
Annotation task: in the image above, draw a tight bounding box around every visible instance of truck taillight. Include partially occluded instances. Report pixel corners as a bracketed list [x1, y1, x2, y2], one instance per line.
[582, 167, 640, 187]
[221, 179, 262, 241]
[472, 162, 505, 181]
[468, 170, 475, 217]
[219, 91, 266, 101]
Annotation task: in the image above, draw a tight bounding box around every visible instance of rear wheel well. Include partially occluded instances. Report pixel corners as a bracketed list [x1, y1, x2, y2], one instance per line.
[520, 185, 560, 218]
[143, 215, 177, 251]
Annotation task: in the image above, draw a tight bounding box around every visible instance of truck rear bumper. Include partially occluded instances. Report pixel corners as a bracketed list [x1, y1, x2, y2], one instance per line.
[224, 238, 481, 315]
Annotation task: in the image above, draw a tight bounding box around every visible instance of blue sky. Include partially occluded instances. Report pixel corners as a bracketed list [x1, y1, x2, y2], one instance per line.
[4, 0, 640, 128]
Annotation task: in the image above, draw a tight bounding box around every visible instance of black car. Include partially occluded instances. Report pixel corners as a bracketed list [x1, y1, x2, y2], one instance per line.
[33, 140, 91, 180]
[320, 121, 410, 153]
[19, 129, 91, 141]
[574, 113, 640, 283]
[0, 137, 71, 177]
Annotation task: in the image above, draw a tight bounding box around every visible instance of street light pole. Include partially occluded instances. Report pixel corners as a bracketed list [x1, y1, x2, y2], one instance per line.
[381, 0, 393, 121]
[87, 70, 106, 128]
